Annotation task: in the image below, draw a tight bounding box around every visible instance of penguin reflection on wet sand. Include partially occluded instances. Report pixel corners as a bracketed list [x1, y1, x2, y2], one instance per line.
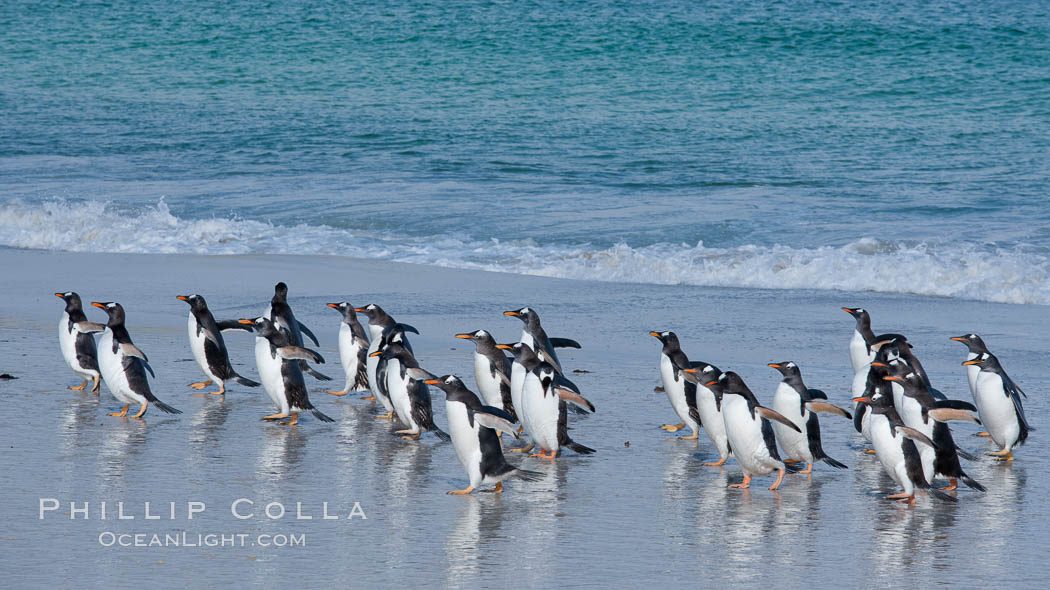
[55, 291, 104, 393]
[766, 362, 851, 474]
[710, 371, 801, 490]
[962, 351, 1032, 462]
[649, 331, 700, 439]
[239, 317, 333, 425]
[91, 302, 181, 418]
[177, 294, 259, 395]
[325, 302, 371, 397]
[417, 372, 542, 494]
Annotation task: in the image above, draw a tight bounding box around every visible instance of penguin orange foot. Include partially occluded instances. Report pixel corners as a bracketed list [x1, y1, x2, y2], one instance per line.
[107, 404, 129, 417]
[189, 380, 213, 390]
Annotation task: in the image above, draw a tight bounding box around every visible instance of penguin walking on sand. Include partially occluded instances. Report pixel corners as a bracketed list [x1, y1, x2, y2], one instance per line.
[520, 361, 596, 458]
[355, 303, 414, 417]
[767, 362, 852, 473]
[843, 307, 877, 374]
[503, 307, 581, 373]
[177, 294, 259, 395]
[710, 371, 801, 490]
[267, 282, 330, 381]
[55, 291, 104, 393]
[648, 331, 700, 439]
[456, 330, 515, 419]
[239, 317, 333, 425]
[852, 391, 955, 504]
[884, 368, 984, 492]
[416, 371, 542, 494]
[682, 362, 733, 466]
[325, 302, 370, 397]
[962, 351, 1032, 461]
[91, 302, 181, 418]
[371, 341, 448, 440]
[495, 341, 549, 454]
[951, 334, 994, 437]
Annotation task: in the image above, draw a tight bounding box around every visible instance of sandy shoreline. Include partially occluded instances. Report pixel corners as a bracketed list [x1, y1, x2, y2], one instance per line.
[2, 247, 1048, 587]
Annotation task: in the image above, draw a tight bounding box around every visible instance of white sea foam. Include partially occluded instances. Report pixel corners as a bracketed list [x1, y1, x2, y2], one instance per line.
[2, 199, 1048, 305]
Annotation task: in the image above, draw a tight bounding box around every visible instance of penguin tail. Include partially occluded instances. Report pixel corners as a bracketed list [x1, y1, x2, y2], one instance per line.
[567, 404, 589, 416]
[564, 439, 596, 455]
[955, 447, 979, 461]
[960, 473, 986, 492]
[233, 373, 260, 387]
[929, 488, 958, 503]
[820, 455, 849, 470]
[152, 399, 183, 415]
[310, 408, 336, 423]
[431, 426, 451, 442]
[511, 468, 544, 483]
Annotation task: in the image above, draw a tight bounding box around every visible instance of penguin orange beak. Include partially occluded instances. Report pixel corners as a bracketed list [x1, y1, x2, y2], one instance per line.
[870, 361, 887, 367]
[91, 302, 106, 309]
[353, 307, 367, 313]
[841, 307, 853, 313]
[54, 292, 64, 298]
[962, 359, 981, 366]
[852, 397, 871, 403]
[767, 363, 782, 369]
[369, 351, 383, 357]
[950, 336, 967, 342]
[883, 376, 903, 382]
[176, 295, 189, 301]
[648, 331, 661, 338]
[238, 319, 254, 325]
[503, 311, 520, 316]
[455, 333, 473, 339]
[683, 368, 698, 374]
[423, 379, 440, 385]
[704, 380, 718, 387]
[495, 344, 513, 350]
[327, 303, 340, 309]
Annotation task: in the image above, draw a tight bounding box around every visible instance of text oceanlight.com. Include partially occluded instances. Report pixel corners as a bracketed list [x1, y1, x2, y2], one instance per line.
[98, 531, 306, 548]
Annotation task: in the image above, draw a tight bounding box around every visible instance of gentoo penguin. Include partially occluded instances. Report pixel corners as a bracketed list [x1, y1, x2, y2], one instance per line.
[963, 352, 1032, 461]
[710, 371, 800, 490]
[503, 307, 581, 373]
[842, 307, 877, 374]
[267, 282, 330, 381]
[496, 341, 546, 453]
[418, 372, 542, 494]
[176, 294, 259, 395]
[951, 334, 993, 436]
[852, 392, 955, 503]
[767, 362, 851, 473]
[55, 292, 104, 392]
[520, 361, 595, 458]
[648, 331, 700, 439]
[456, 330, 515, 419]
[372, 322, 420, 421]
[370, 343, 448, 440]
[885, 370, 984, 492]
[325, 302, 370, 397]
[354, 303, 414, 416]
[682, 362, 733, 466]
[239, 317, 333, 425]
[90, 302, 181, 418]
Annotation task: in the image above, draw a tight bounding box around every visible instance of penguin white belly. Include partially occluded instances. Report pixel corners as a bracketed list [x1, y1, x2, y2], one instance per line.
[474, 354, 503, 408]
[58, 314, 95, 378]
[849, 330, 869, 374]
[659, 355, 697, 433]
[96, 331, 141, 404]
[974, 372, 1020, 450]
[519, 331, 534, 351]
[447, 400, 484, 486]
[899, 396, 935, 482]
[254, 337, 288, 412]
[531, 392, 561, 453]
[510, 364, 526, 420]
[965, 352, 979, 399]
[387, 359, 417, 430]
[869, 414, 907, 489]
[187, 313, 218, 382]
[771, 384, 809, 462]
[850, 369, 872, 441]
[337, 323, 355, 379]
[722, 396, 776, 476]
[696, 385, 729, 457]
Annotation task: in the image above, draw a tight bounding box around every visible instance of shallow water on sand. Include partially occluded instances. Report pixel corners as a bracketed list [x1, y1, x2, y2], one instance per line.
[1, 252, 1047, 588]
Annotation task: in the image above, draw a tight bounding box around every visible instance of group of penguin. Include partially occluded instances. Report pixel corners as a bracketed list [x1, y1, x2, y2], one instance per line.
[651, 306, 1032, 503]
[55, 285, 597, 495]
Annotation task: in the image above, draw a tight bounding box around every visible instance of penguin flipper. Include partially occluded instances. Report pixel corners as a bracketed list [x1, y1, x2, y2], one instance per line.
[549, 338, 581, 349]
[297, 321, 320, 347]
[929, 387, 948, 401]
[353, 357, 370, 391]
[684, 379, 700, 427]
[805, 401, 852, 420]
[896, 426, 938, 450]
[276, 346, 325, 364]
[302, 363, 332, 381]
[757, 407, 801, 432]
[805, 413, 846, 468]
[934, 399, 978, 412]
[927, 407, 981, 425]
[74, 321, 106, 334]
[120, 342, 149, 363]
[853, 402, 867, 434]
[474, 410, 518, 437]
[806, 388, 829, 400]
[555, 387, 595, 413]
[216, 320, 253, 333]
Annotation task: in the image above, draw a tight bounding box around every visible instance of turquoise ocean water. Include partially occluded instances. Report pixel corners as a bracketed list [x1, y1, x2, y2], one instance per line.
[2, 0, 1049, 303]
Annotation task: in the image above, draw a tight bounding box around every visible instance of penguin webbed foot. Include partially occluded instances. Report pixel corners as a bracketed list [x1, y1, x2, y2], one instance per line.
[326, 389, 349, 397]
[69, 380, 88, 391]
[481, 483, 504, 493]
[189, 380, 213, 390]
[107, 404, 130, 417]
[659, 423, 686, 432]
[447, 486, 475, 495]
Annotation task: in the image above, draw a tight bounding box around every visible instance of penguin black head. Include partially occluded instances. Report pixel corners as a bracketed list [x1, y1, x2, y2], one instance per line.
[422, 374, 467, 393]
[456, 329, 489, 342]
[854, 391, 893, 413]
[90, 301, 125, 326]
[353, 303, 389, 322]
[239, 316, 279, 339]
[717, 371, 754, 400]
[884, 370, 923, 393]
[55, 291, 84, 312]
[497, 341, 533, 360]
[648, 330, 680, 350]
[176, 294, 208, 312]
[273, 282, 289, 301]
[327, 301, 358, 321]
[871, 333, 909, 357]
[767, 361, 800, 379]
[963, 351, 1000, 371]
[503, 307, 533, 323]
[842, 307, 870, 323]
[684, 363, 723, 406]
[951, 333, 989, 355]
